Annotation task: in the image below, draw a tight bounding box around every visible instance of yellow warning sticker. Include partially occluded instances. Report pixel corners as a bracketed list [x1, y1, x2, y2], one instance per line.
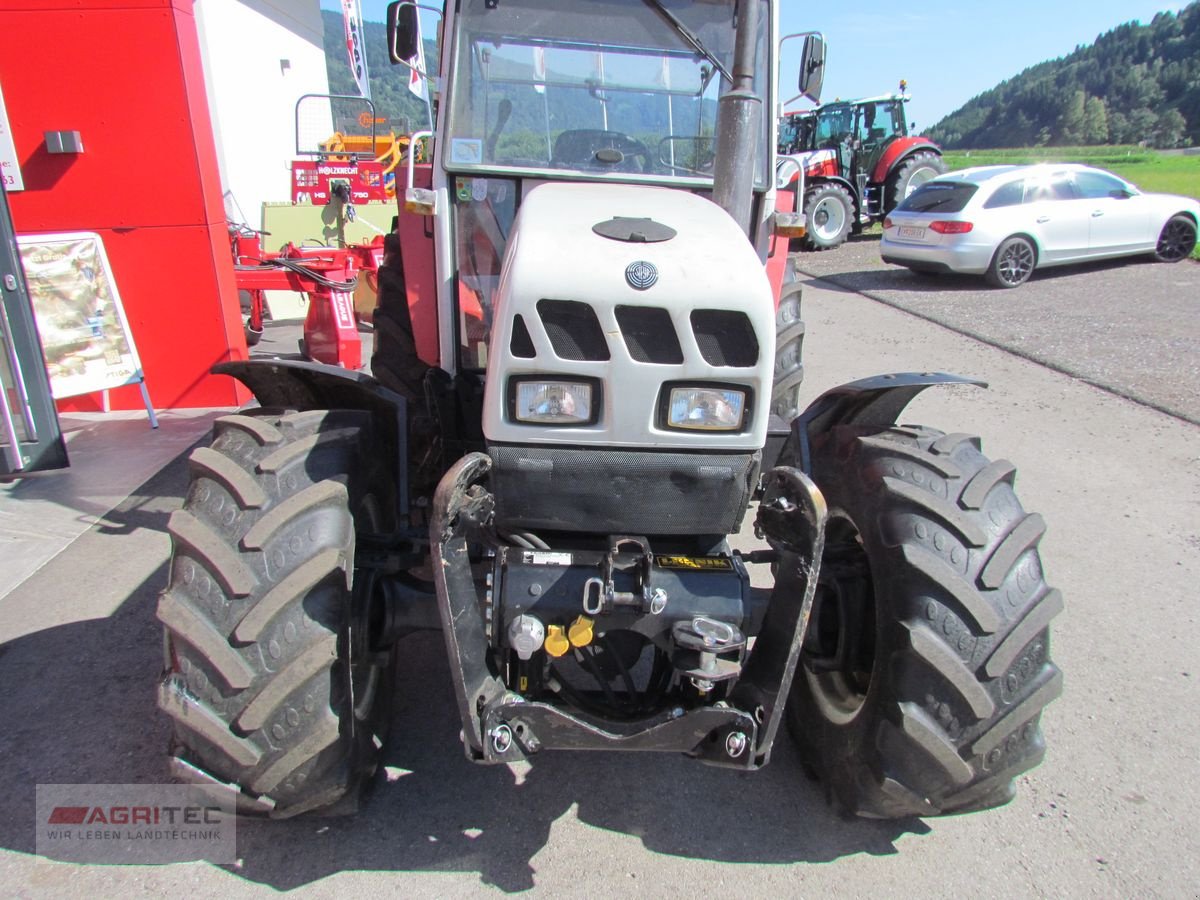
[656, 555, 733, 571]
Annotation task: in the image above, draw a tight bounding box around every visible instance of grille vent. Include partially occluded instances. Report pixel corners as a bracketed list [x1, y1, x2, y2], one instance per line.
[537, 299, 610, 361]
[690, 310, 759, 367]
[615, 306, 683, 364]
[510, 315, 536, 358]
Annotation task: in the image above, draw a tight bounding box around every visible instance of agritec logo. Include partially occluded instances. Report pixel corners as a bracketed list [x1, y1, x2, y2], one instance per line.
[36, 784, 237, 864]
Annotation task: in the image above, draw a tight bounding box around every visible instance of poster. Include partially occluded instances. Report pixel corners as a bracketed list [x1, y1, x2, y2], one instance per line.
[0, 81, 23, 192]
[16, 233, 145, 400]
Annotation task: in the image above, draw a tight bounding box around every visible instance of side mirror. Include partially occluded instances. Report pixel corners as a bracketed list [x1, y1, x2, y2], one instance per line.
[387, 1, 420, 64]
[798, 34, 826, 104]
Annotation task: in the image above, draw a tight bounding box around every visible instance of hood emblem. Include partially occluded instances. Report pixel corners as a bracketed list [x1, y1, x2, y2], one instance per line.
[625, 260, 658, 290]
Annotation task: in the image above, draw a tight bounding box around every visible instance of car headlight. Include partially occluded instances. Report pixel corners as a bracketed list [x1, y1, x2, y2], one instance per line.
[511, 378, 596, 425]
[665, 386, 747, 431]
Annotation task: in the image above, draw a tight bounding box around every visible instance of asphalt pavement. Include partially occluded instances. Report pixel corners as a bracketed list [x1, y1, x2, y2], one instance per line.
[796, 235, 1200, 425]
[1, 248, 1198, 897]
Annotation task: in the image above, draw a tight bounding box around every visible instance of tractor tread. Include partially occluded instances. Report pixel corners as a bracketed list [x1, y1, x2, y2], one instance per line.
[241, 481, 349, 551]
[980, 513, 1046, 589]
[158, 678, 262, 768]
[985, 588, 1063, 678]
[901, 543, 1001, 634]
[930, 432, 981, 456]
[883, 476, 988, 547]
[902, 621, 996, 718]
[235, 635, 338, 733]
[961, 459, 1017, 510]
[878, 777, 939, 816]
[250, 716, 341, 794]
[157, 592, 256, 690]
[971, 666, 1063, 758]
[860, 435, 963, 479]
[256, 428, 361, 475]
[167, 755, 277, 814]
[167, 510, 256, 599]
[231, 548, 347, 644]
[889, 702, 974, 786]
[189, 447, 267, 509]
[214, 414, 284, 446]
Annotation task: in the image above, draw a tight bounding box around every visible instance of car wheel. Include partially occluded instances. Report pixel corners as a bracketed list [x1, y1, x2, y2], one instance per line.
[1154, 214, 1197, 263]
[985, 237, 1036, 289]
[802, 183, 854, 251]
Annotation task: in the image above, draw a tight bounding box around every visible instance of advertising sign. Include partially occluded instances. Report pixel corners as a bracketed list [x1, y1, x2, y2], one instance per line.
[0, 81, 24, 191]
[16, 233, 145, 400]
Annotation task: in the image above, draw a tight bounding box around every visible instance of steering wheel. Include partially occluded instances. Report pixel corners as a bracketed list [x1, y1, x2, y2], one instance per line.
[553, 130, 654, 174]
[599, 133, 653, 173]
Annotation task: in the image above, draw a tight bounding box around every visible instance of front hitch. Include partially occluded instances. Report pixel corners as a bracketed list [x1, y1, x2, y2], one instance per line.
[430, 453, 828, 769]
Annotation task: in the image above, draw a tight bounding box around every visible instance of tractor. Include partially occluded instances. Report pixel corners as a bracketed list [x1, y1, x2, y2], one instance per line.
[778, 86, 948, 250]
[157, 0, 1061, 820]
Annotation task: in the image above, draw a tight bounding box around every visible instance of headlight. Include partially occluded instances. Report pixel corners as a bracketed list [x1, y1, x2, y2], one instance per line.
[665, 386, 747, 431]
[511, 378, 596, 425]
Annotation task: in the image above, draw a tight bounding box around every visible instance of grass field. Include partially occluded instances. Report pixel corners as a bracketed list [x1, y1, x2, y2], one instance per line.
[941, 146, 1200, 258]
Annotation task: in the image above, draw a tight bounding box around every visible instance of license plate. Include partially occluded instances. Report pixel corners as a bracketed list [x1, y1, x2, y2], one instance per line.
[898, 225, 926, 239]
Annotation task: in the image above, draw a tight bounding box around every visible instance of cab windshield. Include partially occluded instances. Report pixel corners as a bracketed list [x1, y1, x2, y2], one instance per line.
[444, 0, 770, 188]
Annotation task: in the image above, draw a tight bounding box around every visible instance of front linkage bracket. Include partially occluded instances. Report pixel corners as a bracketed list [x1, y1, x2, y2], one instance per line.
[430, 452, 507, 760]
[431, 454, 828, 769]
[731, 466, 827, 767]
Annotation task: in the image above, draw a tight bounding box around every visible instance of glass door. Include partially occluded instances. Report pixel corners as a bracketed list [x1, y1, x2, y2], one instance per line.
[0, 183, 66, 476]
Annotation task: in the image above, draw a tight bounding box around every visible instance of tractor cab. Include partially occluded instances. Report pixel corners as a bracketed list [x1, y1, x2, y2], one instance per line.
[846, 95, 910, 182]
[387, 0, 783, 379]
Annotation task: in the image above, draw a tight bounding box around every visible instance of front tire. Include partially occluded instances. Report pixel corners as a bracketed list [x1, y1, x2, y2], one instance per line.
[771, 258, 805, 421]
[158, 410, 396, 817]
[1154, 214, 1197, 262]
[986, 236, 1036, 288]
[802, 183, 854, 251]
[788, 425, 1063, 818]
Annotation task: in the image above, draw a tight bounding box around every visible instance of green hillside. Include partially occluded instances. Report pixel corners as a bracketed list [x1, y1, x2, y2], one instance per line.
[928, 2, 1200, 149]
[322, 11, 435, 134]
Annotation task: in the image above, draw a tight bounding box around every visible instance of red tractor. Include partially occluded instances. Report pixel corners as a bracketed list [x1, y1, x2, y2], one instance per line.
[778, 86, 947, 250]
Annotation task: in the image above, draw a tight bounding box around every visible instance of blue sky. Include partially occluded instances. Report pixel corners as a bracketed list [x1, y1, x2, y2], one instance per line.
[328, 0, 1186, 128]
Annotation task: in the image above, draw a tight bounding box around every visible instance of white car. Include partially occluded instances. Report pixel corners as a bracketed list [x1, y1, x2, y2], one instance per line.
[879, 163, 1199, 288]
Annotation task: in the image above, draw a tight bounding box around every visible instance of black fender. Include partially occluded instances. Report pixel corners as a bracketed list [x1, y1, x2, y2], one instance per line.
[779, 372, 987, 473]
[213, 359, 410, 512]
[805, 175, 860, 208]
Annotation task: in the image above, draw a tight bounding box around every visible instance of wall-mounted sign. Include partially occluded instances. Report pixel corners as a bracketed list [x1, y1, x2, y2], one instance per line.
[16, 233, 149, 408]
[0, 81, 24, 192]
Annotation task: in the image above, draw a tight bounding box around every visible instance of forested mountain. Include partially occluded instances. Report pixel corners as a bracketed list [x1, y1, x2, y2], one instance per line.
[928, 3, 1200, 149]
[322, 11, 435, 134]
